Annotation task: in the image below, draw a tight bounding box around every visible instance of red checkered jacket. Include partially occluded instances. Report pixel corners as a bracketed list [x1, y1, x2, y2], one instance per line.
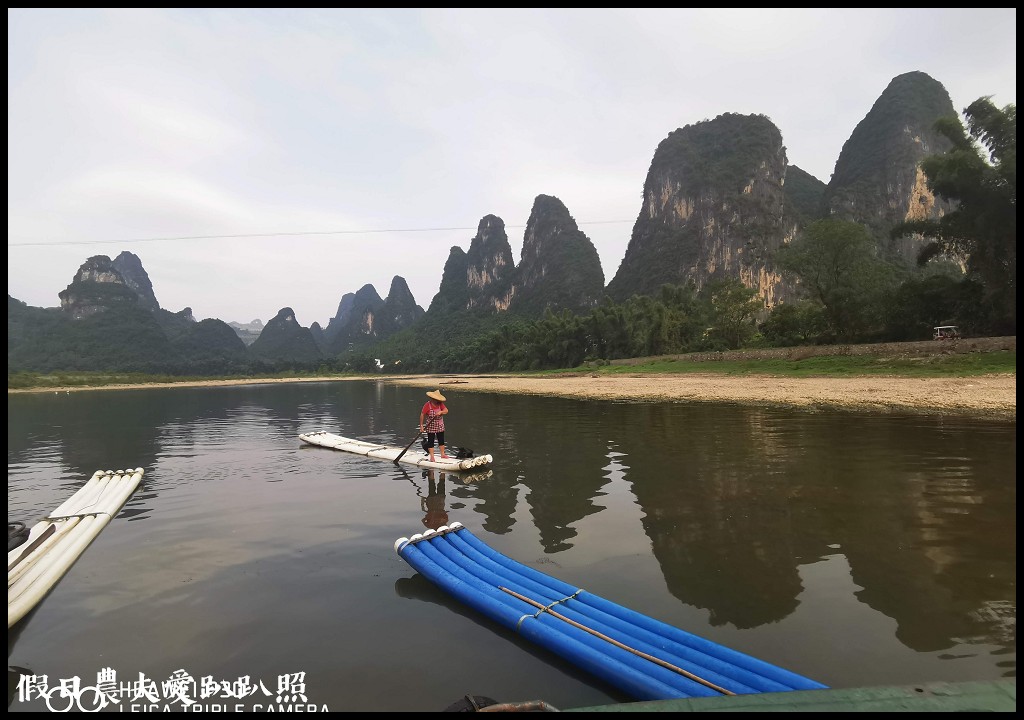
[421, 402, 446, 432]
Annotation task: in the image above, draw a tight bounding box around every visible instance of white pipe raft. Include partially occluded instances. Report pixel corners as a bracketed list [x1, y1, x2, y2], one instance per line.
[299, 431, 494, 472]
[7, 516, 83, 585]
[9, 516, 100, 605]
[49, 470, 106, 517]
[8, 467, 145, 628]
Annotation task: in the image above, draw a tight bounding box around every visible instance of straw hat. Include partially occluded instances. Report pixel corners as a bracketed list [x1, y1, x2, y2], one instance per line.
[426, 390, 446, 402]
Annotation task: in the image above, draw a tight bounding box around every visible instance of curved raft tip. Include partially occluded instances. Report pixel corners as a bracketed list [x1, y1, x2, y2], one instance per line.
[448, 521, 463, 530]
[394, 537, 410, 553]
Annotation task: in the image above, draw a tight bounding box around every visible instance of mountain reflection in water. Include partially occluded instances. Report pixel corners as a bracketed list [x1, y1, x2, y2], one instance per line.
[7, 381, 1015, 712]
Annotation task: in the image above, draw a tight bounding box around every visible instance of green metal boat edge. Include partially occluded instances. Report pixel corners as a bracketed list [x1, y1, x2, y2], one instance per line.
[562, 679, 1016, 712]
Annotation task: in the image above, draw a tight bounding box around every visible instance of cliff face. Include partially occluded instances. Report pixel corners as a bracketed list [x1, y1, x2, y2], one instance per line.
[606, 113, 795, 308]
[428, 247, 470, 315]
[425, 217, 516, 315]
[426, 201, 605, 318]
[464, 215, 516, 312]
[323, 293, 355, 344]
[58, 255, 142, 319]
[383, 276, 425, 328]
[510, 194, 605, 315]
[823, 71, 957, 261]
[309, 322, 326, 351]
[783, 165, 827, 226]
[16, 256, 247, 373]
[336, 284, 385, 351]
[111, 251, 160, 311]
[326, 277, 424, 353]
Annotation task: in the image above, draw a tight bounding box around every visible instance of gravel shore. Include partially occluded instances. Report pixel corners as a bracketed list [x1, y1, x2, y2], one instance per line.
[10, 371, 1016, 422]
[386, 372, 1017, 422]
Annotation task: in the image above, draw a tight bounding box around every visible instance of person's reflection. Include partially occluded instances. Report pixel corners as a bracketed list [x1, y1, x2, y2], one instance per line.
[422, 470, 449, 530]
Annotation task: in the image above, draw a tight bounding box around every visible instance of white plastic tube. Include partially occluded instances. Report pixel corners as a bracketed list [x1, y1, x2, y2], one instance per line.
[8, 468, 145, 628]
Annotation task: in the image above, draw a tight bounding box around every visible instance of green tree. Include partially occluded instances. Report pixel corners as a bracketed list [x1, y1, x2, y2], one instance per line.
[701, 279, 764, 349]
[883, 274, 966, 340]
[891, 97, 1016, 333]
[779, 219, 897, 341]
[759, 300, 828, 346]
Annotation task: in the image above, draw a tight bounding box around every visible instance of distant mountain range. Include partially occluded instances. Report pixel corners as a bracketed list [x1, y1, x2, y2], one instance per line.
[9, 71, 962, 374]
[227, 319, 263, 346]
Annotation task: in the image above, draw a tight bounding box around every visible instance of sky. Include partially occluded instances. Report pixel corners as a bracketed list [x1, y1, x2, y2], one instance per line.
[8, 8, 1017, 328]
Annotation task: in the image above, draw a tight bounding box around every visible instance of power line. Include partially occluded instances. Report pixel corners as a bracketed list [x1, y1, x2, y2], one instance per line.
[8, 219, 633, 248]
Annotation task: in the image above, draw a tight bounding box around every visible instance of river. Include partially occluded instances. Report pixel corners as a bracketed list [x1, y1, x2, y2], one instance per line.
[7, 380, 1016, 711]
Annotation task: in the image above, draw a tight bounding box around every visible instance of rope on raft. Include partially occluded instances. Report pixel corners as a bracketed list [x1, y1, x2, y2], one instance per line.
[499, 585, 735, 696]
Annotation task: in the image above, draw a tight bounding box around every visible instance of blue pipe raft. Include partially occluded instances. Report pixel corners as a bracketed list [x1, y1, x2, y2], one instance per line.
[394, 523, 827, 702]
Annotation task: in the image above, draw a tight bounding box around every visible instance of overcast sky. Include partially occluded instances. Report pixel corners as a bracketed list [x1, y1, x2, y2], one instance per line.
[8, 8, 1017, 327]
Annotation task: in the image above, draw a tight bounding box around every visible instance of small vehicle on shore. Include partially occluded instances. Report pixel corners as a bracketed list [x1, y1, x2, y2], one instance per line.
[933, 325, 960, 340]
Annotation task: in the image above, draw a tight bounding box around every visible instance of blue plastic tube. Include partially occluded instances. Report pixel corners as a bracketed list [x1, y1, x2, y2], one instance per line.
[440, 530, 791, 693]
[398, 536, 688, 701]
[449, 525, 827, 692]
[403, 528, 827, 696]
[422, 531, 741, 697]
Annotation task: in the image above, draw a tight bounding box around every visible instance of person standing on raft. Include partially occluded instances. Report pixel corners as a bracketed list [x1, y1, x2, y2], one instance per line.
[419, 390, 449, 462]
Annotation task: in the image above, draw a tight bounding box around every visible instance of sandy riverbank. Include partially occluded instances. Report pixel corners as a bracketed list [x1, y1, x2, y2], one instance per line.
[12, 371, 1014, 421]
[387, 372, 1017, 422]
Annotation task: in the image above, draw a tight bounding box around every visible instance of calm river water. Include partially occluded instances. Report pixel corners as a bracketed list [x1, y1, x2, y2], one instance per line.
[7, 380, 1016, 711]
